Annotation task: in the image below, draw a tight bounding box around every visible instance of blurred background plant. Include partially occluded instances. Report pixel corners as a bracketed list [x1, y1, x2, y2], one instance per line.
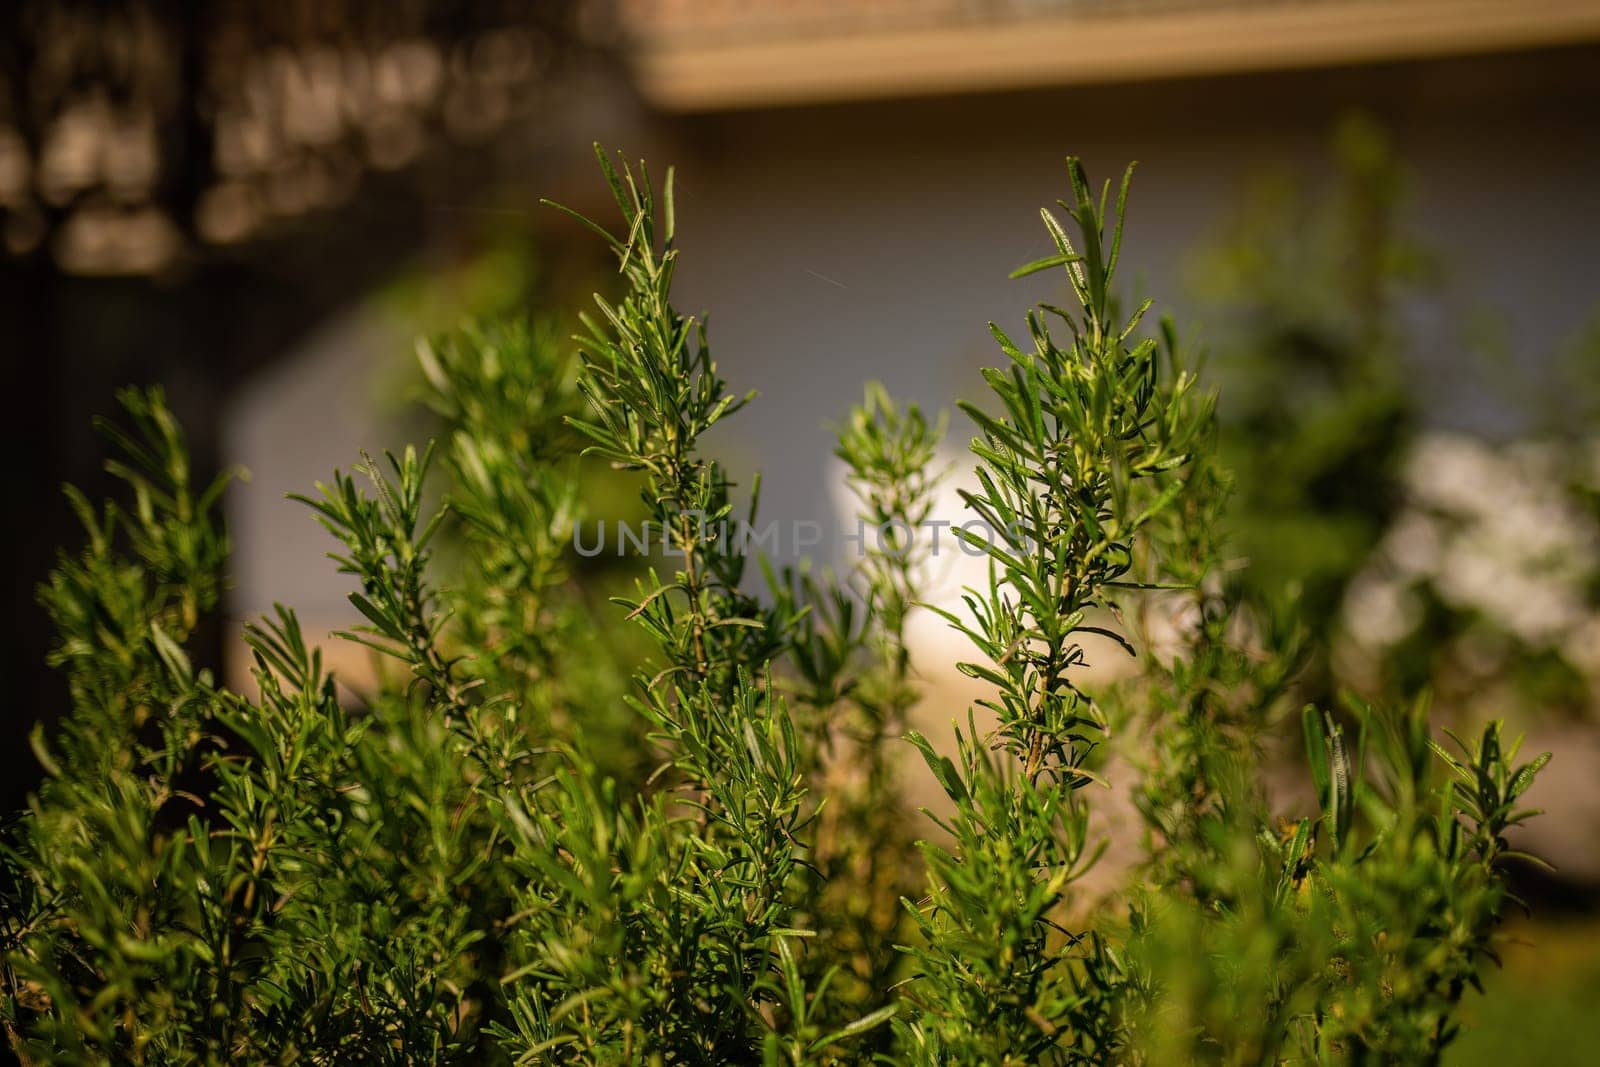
[1190, 114, 1423, 706]
[1196, 114, 1600, 733]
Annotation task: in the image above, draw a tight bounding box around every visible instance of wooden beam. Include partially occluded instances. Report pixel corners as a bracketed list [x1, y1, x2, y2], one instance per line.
[629, 0, 1600, 112]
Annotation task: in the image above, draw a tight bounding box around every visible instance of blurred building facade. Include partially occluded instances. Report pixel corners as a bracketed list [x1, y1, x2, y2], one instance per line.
[229, 0, 1600, 642]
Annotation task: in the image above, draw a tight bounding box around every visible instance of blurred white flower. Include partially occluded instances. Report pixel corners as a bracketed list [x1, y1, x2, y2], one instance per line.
[1346, 430, 1600, 653]
[1344, 569, 1422, 648]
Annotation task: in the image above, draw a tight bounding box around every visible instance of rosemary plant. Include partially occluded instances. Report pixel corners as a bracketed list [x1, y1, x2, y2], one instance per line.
[803, 384, 947, 1031]
[896, 160, 1216, 1062]
[2, 147, 1552, 1067]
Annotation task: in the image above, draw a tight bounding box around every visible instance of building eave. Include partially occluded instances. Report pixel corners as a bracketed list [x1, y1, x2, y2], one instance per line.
[628, 0, 1600, 112]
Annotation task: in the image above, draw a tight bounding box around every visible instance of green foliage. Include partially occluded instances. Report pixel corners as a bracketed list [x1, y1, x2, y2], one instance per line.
[897, 159, 1213, 1063]
[1193, 115, 1422, 693]
[807, 384, 946, 1037]
[3, 146, 1554, 1066]
[1195, 117, 1600, 726]
[415, 319, 645, 783]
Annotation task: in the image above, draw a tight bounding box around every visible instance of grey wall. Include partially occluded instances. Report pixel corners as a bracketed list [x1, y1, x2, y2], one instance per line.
[655, 44, 1600, 572]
